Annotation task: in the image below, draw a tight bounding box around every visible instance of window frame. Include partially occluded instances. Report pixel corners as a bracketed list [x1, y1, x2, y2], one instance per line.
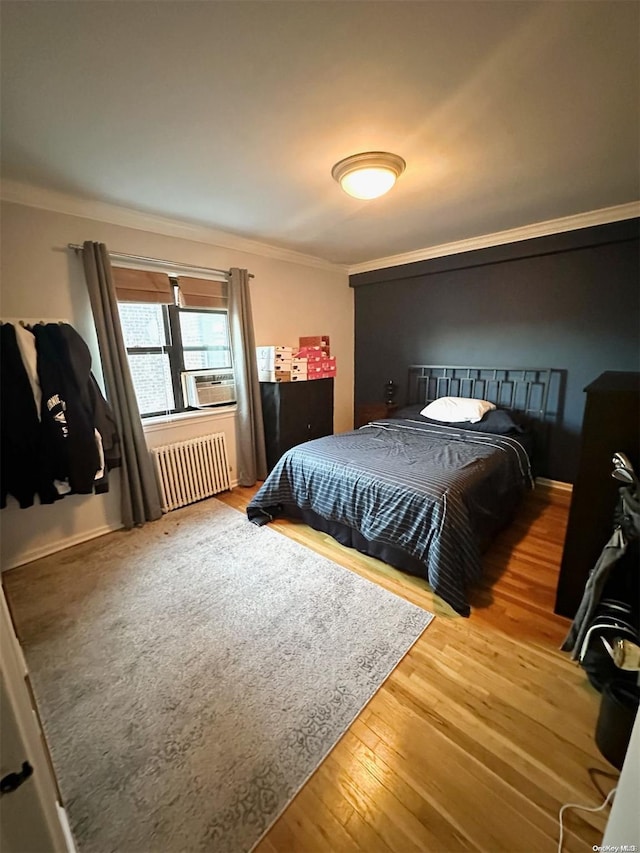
[119, 301, 233, 419]
[174, 305, 234, 373]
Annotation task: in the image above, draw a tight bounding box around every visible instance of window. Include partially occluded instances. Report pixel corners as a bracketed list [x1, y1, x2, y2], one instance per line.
[179, 310, 232, 371]
[115, 271, 233, 417]
[118, 302, 175, 415]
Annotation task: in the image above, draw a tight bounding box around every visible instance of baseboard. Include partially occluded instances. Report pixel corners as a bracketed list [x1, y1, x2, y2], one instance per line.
[4, 484, 241, 571]
[56, 802, 77, 853]
[535, 477, 573, 493]
[1, 522, 124, 572]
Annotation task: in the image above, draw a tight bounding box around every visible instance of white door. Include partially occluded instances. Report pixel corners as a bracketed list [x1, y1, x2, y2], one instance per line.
[0, 585, 74, 852]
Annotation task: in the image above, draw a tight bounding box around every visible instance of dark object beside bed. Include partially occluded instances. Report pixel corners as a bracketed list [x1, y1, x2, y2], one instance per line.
[247, 366, 555, 616]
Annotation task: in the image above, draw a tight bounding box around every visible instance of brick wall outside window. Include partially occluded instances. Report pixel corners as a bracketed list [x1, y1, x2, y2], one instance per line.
[118, 301, 232, 415]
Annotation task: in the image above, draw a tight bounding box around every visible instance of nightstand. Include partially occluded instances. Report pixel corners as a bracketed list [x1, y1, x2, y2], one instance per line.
[355, 402, 399, 428]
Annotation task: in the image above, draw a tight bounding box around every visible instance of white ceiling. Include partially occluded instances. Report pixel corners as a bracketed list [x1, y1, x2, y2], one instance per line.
[1, 1, 638, 267]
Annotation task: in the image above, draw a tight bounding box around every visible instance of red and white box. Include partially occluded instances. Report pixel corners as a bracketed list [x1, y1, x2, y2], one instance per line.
[258, 343, 333, 383]
[296, 350, 324, 364]
[299, 335, 330, 355]
[295, 346, 323, 357]
[310, 371, 336, 380]
[309, 356, 336, 380]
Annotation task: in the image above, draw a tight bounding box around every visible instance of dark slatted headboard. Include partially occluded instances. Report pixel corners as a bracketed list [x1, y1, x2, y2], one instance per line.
[407, 365, 556, 424]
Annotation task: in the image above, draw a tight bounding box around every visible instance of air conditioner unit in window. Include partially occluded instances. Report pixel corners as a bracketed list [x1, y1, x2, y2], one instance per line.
[181, 369, 236, 408]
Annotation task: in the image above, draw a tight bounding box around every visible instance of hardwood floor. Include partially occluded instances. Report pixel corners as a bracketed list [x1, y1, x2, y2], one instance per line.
[218, 484, 618, 853]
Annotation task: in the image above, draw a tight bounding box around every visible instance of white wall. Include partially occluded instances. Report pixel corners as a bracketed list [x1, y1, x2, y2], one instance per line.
[0, 200, 352, 569]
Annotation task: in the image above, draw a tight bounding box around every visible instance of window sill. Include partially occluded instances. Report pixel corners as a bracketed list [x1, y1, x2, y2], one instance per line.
[143, 405, 237, 433]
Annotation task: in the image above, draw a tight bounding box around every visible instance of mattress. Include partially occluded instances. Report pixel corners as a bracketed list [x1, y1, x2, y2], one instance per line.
[247, 417, 533, 616]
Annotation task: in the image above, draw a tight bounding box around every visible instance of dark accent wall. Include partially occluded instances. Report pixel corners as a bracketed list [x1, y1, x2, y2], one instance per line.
[351, 219, 640, 482]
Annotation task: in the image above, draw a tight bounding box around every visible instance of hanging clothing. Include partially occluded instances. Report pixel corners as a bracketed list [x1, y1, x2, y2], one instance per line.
[561, 483, 640, 659]
[0, 324, 61, 508]
[58, 323, 121, 472]
[0, 321, 122, 509]
[14, 323, 42, 419]
[34, 324, 105, 495]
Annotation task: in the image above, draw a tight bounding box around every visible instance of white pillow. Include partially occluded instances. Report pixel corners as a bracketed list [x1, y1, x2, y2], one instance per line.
[420, 396, 496, 424]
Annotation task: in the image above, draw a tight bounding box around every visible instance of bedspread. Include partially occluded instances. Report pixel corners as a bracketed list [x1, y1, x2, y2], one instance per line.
[247, 418, 532, 615]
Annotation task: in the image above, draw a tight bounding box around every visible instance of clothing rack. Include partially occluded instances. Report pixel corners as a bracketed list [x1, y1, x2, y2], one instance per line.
[67, 244, 254, 279]
[1, 317, 70, 327]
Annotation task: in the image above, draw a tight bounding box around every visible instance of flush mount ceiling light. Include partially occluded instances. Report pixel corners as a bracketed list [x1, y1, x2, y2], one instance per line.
[331, 151, 406, 200]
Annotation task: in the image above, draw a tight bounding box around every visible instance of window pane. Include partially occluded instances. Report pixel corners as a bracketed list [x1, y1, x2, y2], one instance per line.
[179, 311, 231, 362]
[118, 303, 167, 348]
[128, 353, 175, 415]
[183, 349, 231, 370]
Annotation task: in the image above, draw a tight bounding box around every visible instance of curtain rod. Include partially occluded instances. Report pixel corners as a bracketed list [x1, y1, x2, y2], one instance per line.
[67, 244, 254, 279]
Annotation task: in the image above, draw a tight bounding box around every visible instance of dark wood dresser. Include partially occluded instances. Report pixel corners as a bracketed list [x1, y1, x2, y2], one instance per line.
[260, 378, 334, 472]
[555, 371, 640, 618]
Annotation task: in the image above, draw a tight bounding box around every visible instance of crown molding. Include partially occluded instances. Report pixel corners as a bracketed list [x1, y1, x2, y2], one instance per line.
[0, 179, 348, 275]
[347, 201, 640, 275]
[3, 179, 636, 277]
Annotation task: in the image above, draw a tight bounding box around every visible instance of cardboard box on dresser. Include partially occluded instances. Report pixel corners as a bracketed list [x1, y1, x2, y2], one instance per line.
[257, 337, 336, 382]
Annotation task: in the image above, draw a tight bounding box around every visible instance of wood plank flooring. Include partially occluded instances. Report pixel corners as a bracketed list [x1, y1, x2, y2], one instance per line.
[219, 484, 618, 853]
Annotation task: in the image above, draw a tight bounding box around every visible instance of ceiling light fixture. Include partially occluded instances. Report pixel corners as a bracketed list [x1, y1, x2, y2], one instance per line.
[331, 151, 406, 200]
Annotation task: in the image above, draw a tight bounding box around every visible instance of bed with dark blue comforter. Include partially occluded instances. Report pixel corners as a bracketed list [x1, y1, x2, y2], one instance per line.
[247, 416, 533, 616]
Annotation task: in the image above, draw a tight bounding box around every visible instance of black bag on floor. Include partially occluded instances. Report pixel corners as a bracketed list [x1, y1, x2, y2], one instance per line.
[578, 597, 639, 691]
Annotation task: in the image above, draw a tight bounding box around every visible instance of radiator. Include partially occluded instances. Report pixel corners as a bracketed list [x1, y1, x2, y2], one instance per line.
[151, 433, 231, 513]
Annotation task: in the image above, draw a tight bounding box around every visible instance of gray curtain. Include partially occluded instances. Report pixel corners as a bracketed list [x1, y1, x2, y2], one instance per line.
[229, 268, 267, 485]
[82, 241, 162, 528]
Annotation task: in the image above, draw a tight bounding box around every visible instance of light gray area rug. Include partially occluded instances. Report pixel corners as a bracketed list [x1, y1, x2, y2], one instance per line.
[4, 498, 433, 853]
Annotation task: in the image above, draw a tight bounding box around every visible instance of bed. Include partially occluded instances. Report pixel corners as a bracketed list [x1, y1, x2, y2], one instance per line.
[247, 365, 555, 616]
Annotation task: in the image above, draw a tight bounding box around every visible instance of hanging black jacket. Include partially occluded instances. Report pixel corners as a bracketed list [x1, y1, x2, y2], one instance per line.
[0, 324, 61, 508]
[34, 324, 101, 495]
[58, 323, 121, 473]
